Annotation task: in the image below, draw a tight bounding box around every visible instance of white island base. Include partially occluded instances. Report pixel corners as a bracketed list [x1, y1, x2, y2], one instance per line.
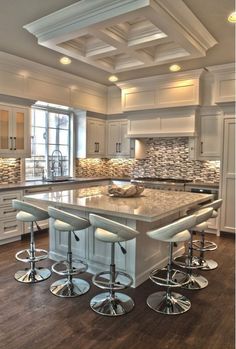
[25, 186, 213, 288]
[49, 209, 184, 288]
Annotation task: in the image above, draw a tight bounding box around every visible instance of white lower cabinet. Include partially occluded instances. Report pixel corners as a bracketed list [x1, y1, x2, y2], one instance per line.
[0, 190, 22, 244]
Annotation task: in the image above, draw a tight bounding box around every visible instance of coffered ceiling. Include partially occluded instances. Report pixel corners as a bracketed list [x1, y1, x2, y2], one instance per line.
[0, 0, 234, 85]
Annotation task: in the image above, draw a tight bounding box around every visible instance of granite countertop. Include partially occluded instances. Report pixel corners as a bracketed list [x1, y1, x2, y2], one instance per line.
[0, 177, 219, 192]
[0, 177, 113, 192]
[185, 182, 219, 189]
[24, 186, 213, 223]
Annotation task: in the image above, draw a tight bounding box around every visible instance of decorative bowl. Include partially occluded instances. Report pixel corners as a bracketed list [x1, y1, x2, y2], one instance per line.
[108, 184, 144, 197]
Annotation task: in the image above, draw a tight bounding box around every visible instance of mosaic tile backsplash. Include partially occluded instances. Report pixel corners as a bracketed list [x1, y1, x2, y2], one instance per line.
[0, 158, 21, 183]
[76, 138, 220, 183]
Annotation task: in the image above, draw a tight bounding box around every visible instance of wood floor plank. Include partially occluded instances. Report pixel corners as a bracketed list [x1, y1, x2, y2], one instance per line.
[0, 232, 234, 349]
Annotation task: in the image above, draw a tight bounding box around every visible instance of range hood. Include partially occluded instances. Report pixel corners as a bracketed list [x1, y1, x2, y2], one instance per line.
[125, 107, 198, 138]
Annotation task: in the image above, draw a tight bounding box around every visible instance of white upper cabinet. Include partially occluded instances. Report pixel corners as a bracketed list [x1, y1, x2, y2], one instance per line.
[0, 104, 31, 157]
[207, 64, 235, 104]
[117, 70, 203, 112]
[107, 120, 133, 157]
[87, 118, 106, 156]
[197, 108, 222, 159]
[107, 86, 122, 115]
[75, 111, 106, 158]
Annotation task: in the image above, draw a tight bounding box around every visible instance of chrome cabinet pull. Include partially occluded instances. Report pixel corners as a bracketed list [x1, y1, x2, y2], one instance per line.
[200, 141, 203, 154]
[9, 136, 13, 150]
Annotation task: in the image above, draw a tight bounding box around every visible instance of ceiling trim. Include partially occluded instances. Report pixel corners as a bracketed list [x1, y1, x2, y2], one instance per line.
[24, 0, 217, 73]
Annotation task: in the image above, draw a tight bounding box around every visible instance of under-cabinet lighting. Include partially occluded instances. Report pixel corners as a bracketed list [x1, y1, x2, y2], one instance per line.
[169, 64, 181, 72]
[108, 75, 118, 82]
[228, 12, 236, 23]
[60, 56, 72, 65]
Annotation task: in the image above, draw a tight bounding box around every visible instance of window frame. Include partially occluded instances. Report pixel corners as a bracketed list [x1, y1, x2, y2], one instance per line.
[23, 104, 74, 181]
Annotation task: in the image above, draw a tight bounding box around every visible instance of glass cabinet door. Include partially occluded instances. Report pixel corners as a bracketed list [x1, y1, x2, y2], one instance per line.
[0, 106, 11, 151]
[14, 109, 25, 151]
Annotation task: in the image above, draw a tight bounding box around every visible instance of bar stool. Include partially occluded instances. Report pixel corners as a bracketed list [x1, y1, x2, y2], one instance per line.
[48, 206, 90, 298]
[89, 213, 139, 316]
[192, 199, 223, 270]
[12, 199, 51, 283]
[174, 207, 213, 290]
[146, 214, 196, 315]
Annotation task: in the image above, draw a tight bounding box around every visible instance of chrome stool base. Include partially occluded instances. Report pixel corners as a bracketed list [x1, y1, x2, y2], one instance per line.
[147, 291, 191, 315]
[14, 267, 51, 283]
[188, 257, 218, 271]
[50, 278, 90, 298]
[90, 292, 134, 316]
[202, 259, 218, 270]
[182, 273, 208, 290]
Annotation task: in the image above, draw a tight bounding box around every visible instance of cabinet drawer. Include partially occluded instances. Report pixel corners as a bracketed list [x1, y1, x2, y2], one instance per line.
[0, 206, 17, 220]
[0, 219, 22, 240]
[0, 191, 22, 206]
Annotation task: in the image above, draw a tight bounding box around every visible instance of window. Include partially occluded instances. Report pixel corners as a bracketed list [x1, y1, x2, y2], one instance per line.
[25, 103, 72, 180]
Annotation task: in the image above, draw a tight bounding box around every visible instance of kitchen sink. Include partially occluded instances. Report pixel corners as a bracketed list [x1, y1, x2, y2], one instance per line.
[45, 176, 76, 183]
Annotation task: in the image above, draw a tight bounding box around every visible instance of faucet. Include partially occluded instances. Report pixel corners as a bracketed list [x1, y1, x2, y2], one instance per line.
[50, 149, 63, 179]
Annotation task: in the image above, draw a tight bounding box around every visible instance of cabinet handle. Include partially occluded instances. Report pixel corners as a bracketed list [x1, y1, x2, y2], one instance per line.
[200, 141, 203, 154]
[9, 136, 13, 150]
[94, 142, 97, 152]
[116, 143, 118, 153]
[97, 142, 99, 153]
[119, 142, 121, 153]
[13, 137, 16, 150]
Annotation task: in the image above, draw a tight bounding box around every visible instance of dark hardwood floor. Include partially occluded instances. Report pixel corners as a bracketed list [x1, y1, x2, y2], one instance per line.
[0, 232, 234, 349]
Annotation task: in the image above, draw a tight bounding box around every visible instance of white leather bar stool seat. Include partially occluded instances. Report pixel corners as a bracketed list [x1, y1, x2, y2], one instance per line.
[48, 206, 90, 298]
[174, 207, 213, 290]
[12, 199, 51, 284]
[191, 199, 223, 270]
[89, 213, 139, 317]
[146, 214, 196, 315]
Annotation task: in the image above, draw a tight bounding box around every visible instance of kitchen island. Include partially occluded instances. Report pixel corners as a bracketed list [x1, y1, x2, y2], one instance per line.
[25, 186, 213, 287]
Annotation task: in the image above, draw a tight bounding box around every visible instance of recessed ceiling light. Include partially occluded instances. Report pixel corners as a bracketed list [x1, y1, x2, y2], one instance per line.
[169, 64, 181, 72]
[228, 11, 236, 23]
[108, 75, 118, 82]
[60, 56, 71, 65]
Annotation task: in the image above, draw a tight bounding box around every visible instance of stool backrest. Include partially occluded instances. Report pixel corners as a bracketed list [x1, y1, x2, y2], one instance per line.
[48, 206, 90, 231]
[195, 207, 214, 225]
[12, 199, 49, 221]
[89, 213, 139, 240]
[147, 214, 196, 241]
[201, 199, 223, 211]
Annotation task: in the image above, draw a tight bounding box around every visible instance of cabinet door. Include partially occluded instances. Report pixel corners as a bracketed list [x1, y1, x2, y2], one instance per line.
[87, 119, 105, 156]
[12, 107, 31, 157]
[96, 120, 106, 156]
[119, 121, 130, 156]
[107, 121, 120, 156]
[220, 118, 235, 233]
[0, 105, 12, 153]
[87, 119, 98, 155]
[199, 113, 222, 158]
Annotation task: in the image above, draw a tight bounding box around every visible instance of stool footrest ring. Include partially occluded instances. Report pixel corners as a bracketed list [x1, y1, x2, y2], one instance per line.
[92, 270, 133, 291]
[51, 259, 88, 276]
[149, 267, 190, 288]
[15, 248, 48, 263]
[173, 255, 207, 269]
[192, 240, 217, 252]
